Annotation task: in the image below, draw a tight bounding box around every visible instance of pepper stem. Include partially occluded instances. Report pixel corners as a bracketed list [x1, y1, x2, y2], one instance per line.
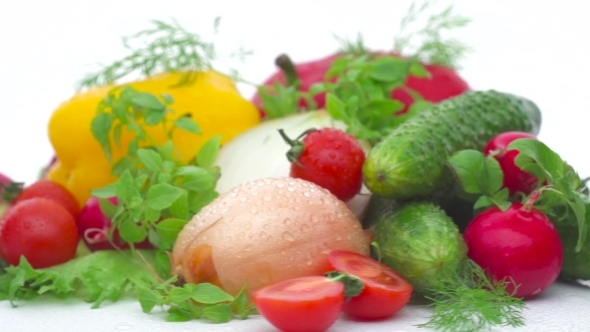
[275, 54, 301, 88]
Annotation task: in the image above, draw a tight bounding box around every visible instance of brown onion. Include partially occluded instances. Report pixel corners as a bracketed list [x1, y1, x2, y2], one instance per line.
[172, 177, 370, 296]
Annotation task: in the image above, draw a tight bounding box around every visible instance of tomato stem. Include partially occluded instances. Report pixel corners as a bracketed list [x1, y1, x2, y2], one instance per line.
[325, 271, 365, 298]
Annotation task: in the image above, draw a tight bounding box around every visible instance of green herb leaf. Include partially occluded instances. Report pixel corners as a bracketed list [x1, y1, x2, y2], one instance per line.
[508, 138, 587, 251]
[174, 117, 202, 135]
[145, 183, 185, 210]
[137, 149, 163, 172]
[76, 18, 239, 90]
[187, 283, 234, 304]
[420, 259, 526, 331]
[447, 149, 508, 211]
[202, 303, 234, 323]
[394, 0, 472, 69]
[196, 135, 222, 167]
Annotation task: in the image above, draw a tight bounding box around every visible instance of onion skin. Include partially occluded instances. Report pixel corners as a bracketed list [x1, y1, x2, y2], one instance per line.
[172, 177, 370, 296]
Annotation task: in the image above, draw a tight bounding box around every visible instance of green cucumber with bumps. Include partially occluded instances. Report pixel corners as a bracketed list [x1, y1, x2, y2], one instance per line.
[363, 90, 542, 199]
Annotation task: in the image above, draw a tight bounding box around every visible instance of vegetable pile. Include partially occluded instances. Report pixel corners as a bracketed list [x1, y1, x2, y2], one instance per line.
[2, 1, 590, 332]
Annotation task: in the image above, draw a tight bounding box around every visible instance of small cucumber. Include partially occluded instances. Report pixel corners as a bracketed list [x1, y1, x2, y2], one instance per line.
[372, 201, 467, 295]
[363, 90, 542, 199]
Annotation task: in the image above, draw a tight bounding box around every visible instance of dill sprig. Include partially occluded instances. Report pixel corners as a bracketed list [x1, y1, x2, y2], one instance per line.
[394, 0, 472, 68]
[418, 259, 527, 332]
[77, 18, 233, 90]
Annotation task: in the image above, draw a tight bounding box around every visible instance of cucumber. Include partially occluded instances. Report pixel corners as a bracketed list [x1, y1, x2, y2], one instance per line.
[363, 90, 542, 199]
[372, 201, 467, 295]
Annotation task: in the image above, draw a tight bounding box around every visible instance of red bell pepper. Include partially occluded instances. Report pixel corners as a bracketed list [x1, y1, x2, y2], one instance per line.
[252, 52, 470, 118]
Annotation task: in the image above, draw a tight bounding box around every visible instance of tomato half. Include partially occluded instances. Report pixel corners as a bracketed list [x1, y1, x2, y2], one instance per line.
[252, 275, 345, 332]
[328, 249, 413, 320]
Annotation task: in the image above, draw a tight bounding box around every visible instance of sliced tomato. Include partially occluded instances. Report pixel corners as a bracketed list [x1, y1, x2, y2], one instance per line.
[328, 249, 413, 320]
[252, 275, 344, 332]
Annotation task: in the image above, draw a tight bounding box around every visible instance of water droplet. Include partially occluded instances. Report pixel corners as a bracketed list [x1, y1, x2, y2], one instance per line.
[244, 244, 253, 252]
[283, 218, 292, 226]
[259, 231, 268, 239]
[250, 208, 258, 215]
[282, 231, 295, 242]
[310, 214, 321, 223]
[300, 224, 310, 233]
[303, 192, 310, 197]
[263, 195, 272, 201]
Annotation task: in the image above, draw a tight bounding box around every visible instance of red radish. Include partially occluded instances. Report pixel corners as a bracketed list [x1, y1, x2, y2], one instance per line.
[484, 131, 538, 196]
[77, 196, 153, 251]
[252, 275, 345, 332]
[463, 197, 563, 298]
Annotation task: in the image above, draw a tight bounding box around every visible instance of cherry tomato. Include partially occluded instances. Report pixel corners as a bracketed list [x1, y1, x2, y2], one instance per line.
[0, 198, 79, 268]
[252, 275, 345, 332]
[328, 250, 413, 320]
[484, 131, 538, 196]
[14, 179, 81, 218]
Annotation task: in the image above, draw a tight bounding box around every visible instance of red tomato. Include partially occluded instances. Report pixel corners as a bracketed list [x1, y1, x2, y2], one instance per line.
[252, 275, 345, 332]
[328, 250, 413, 320]
[0, 198, 79, 268]
[14, 179, 81, 218]
[283, 127, 366, 202]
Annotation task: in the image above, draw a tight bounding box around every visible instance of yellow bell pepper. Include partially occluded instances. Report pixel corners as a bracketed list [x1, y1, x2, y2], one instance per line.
[46, 70, 261, 207]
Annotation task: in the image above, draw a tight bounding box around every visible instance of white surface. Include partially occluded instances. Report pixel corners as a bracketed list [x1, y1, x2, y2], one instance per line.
[1, 282, 590, 332]
[1, 0, 590, 331]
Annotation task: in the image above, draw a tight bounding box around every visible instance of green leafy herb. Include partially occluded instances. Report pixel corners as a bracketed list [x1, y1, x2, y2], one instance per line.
[320, 53, 432, 142]
[418, 259, 526, 332]
[0, 250, 256, 322]
[90, 84, 221, 258]
[136, 279, 256, 322]
[447, 138, 587, 251]
[394, 0, 472, 68]
[77, 18, 250, 90]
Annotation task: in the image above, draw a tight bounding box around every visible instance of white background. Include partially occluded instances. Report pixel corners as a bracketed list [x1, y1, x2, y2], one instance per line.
[1, 0, 590, 331]
[1, 0, 589, 184]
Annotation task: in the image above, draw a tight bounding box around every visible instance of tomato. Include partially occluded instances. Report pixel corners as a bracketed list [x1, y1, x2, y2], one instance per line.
[14, 179, 81, 218]
[0, 198, 79, 268]
[484, 131, 538, 196]
[281, 127, 366, 202]
[328, 250, 413, 320]
[252, 275, 345, 332]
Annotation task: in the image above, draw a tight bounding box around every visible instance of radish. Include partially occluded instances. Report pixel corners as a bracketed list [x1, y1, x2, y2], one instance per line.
[484, 131, 539, 196]
[77, 196, 153, 251]
[463, 195, 564, 298]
